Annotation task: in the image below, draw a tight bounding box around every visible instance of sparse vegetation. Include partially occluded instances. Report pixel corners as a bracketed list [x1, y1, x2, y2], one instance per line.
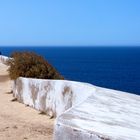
[7, 52, 64, 80]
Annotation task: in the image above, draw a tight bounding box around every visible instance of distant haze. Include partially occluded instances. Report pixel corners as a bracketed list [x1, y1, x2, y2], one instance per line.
[0, 0, 140, 46]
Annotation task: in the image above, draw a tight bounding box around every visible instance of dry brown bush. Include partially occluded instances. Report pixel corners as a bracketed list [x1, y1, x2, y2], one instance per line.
[7, 52, 64, 80]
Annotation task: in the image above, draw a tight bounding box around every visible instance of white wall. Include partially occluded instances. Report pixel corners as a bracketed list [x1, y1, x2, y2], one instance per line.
[54, 86, 140, 140]
[13, 77, 96, 117]
[0, 55, 9, 64]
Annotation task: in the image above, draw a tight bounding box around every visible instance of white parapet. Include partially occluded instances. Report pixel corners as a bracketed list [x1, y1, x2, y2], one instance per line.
[54, 87, 140, 140]
[0, 55, 9, 64]
[13, 77, 96, 117]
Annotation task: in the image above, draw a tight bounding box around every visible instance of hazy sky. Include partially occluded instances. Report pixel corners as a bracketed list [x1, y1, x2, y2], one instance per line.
[0, 0, 140, 46]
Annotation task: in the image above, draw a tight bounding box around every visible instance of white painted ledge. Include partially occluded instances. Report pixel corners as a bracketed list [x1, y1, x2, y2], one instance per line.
[0, 55, 9, 64]
[13, 77, 96, 117]
[54, 87, 140, 140]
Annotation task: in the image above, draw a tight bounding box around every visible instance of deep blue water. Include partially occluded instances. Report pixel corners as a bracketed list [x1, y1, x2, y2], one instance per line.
[1, 46, 140, 95]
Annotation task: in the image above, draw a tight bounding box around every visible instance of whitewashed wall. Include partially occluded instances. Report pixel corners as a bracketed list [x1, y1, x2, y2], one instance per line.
[13, 77, 96, 117]
[54, 88, 140, 140]
[0, 55, 9, 64]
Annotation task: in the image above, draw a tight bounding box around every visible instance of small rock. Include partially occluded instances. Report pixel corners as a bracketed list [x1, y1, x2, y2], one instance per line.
[11, 98, 17, 102]
[13, 125, 18, 129]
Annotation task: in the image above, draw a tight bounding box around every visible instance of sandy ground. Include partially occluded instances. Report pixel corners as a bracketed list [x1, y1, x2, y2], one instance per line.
[0, 63, 54, 140]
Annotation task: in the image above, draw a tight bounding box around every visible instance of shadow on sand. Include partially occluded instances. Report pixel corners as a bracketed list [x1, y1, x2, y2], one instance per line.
[0, 75, 10, 82]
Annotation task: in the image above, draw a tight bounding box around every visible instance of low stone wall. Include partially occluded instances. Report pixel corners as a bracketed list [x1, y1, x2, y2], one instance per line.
[13, 77, 96, 117]
[54, 87, 140, 140]
[0, 55, 9, 64]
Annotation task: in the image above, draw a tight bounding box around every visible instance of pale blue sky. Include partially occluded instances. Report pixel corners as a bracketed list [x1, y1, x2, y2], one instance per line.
[0, 0, 140, 46]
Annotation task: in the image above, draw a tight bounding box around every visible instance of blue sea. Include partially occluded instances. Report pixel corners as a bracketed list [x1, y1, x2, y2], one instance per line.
[1, 46, 140, 95]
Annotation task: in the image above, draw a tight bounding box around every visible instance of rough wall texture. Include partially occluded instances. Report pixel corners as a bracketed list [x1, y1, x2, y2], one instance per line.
[54, 124, 105, 140]
[0, 55, 9, 64]
[13, 77, 96, 117]
[54, 88, 140, 140]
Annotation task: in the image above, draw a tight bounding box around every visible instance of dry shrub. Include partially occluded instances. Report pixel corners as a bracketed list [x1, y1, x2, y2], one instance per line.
[7, 52, 64, 80]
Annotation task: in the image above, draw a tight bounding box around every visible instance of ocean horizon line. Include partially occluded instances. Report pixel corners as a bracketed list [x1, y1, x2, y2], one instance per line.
[0, 45, 140, 48]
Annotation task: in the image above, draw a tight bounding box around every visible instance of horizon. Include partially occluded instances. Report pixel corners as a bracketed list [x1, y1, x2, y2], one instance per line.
[0, 0, 140, 46]
[1, 45, 140, 49]
[1, 45, 140, 47]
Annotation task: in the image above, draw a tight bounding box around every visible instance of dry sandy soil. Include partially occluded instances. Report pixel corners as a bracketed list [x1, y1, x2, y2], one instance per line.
[0, 63, 54, 140]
